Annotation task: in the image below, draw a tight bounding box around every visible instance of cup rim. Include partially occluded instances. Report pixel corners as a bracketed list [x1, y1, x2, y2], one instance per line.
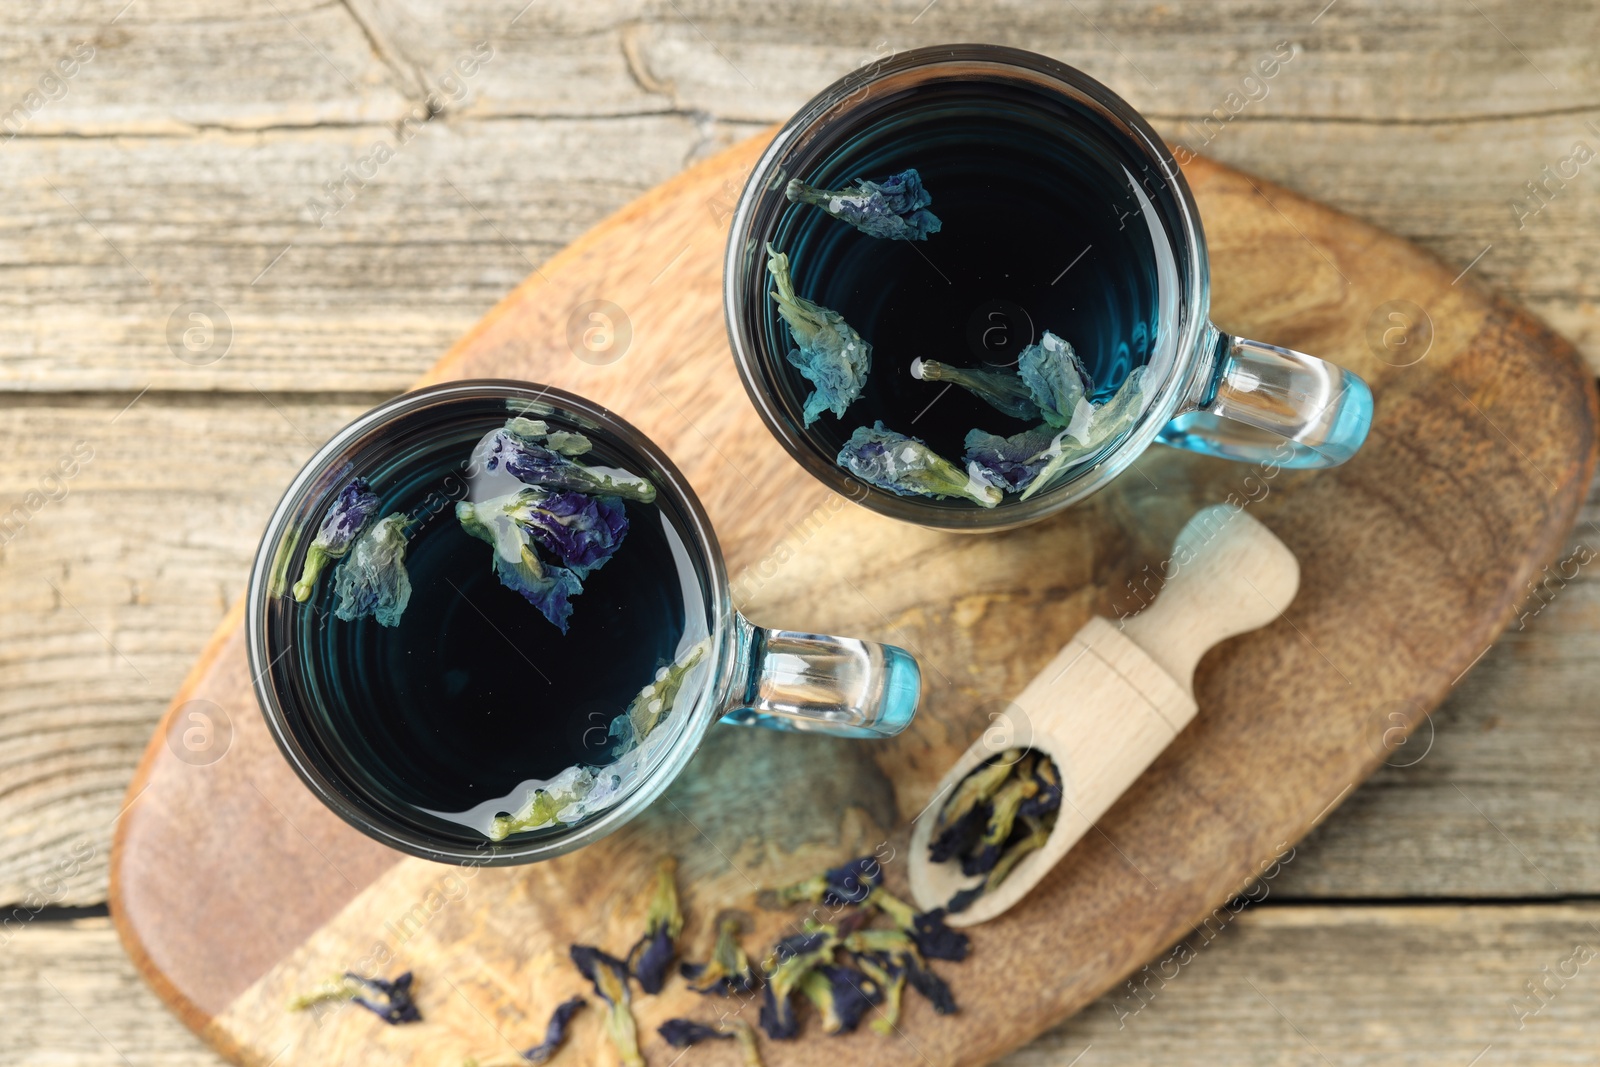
[244, 379, 738, 866]
[723, 43, 1214, 530]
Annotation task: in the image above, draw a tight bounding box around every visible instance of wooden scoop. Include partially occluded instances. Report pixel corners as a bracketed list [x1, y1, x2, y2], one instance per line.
[908, 504, 1301, 926]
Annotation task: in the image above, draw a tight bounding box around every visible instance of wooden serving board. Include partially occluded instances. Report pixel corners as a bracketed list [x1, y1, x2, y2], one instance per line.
[110, 131, 1596, 1067]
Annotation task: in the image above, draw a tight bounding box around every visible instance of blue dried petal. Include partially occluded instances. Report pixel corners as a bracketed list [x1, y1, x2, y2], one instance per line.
[759, 984, 801, 1040]
[292, 478, 380, 601]
[1018, 330, 1091, 429]
[1019, 367, 1147, 501]
[928, 801, 990, 864]
[658, 1019, 731, 1048]
[944, 885, 984, 914]
[766, 244, 871, 426]
[800, 964, 881, 1034]
[332, 513, 414, 627]
[905, 958, 958, 1015]
[570, 946, 644, 1067]
[485, 427, 656, 502]
[346, 971, 421, 1025]
[681, 915, 762, 996]
[506, 488, 629, 578]
[821, 856, 883, 907]
[627, 857, 683, 995]
[962, 425, 1060, 494]
[911, 358, 1041, 421]
[524, 997, 585, 1064]
[785, 168, 943, 241]
[837, 422, 1002, 508]
[773, 930, 830, 961]
[910, 908, 969, 962]
[490, 551, 581, 632]
[630, 926, 676, 995]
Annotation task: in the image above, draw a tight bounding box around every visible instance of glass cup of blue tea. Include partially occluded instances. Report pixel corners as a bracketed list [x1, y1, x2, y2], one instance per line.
[246, 381, 921, 865]
[725, 44, 1374, 529]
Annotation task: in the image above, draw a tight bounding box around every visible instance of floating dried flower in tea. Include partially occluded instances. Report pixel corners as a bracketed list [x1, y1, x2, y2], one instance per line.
[680, 914, 762, 996]
[1018, 331, 1092, 430]
[911, 358, 1042, 421]
[836, 422, 1002, 507]
[961, 425, 1061, 495]
[482, 421, 656, 503]
[524, 996, 585, 1064]
[628, 856, 684, 994]
[332, 513, 415, 627]
[785, 169, 942, 242]
[766, 244, 872, 426]
[570, 945, 644, 1067]
[1017, 367, 1146, 501]
[288, 970, 422, 1025]
[292, 478, 379, 601]
[616, 637, 710, 747]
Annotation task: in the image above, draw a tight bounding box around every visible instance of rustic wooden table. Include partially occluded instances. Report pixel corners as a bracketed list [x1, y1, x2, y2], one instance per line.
[3, 2, 1597, 1064]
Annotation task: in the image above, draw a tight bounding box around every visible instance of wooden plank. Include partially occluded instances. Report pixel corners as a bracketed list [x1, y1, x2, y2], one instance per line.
[0, 3, 1597, 395]
[12, 906, 1600, 1067]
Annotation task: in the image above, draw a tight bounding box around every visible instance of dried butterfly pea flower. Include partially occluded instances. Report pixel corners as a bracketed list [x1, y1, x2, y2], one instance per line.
[508, 489, 629, 579]
[289, 970, 421, 1025]
[765, 244, 872, 426]
[1018, 367, 1147, 502]
[931, 754, 1018, 850]
[961, 425, 1061, 494]
[785, 168, 943, 242]
[983, 816, 1053, 892]
[1017, 331, 1092, 430]
[292, 478, 380, 601]
[628, 856, 684, 994]
[680, 913, 762, 996]
[837, 422, 1002, 507]
[1018, 756, 1062, 820]
[799, 963, 882, 1034]
[851, 952, 906, 1036]
[456, 493, 594, 633]
[524, 996, 585, 1064]
[333, 513, 415, 627]
[911, 358, 1042, 421]
[659, 1019, 764, 1066]
[961, 772, 1041, 877]
[759, 927, 839, 1040]
[613, 637, 710, 747]
[505, 416, 592, 457]
[766, 855, 882, 910]
[841, 929, 957, 1016]
[488, 765, 598, 841]
[483, 425, 656, 503]
[570, 945, 644, 1067]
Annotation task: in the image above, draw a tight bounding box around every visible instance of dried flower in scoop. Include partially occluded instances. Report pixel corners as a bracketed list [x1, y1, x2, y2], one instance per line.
[289, 970, 421, 1025]
[681, 913, 762, 996]
[333, 513, 415, 627]
[616, 637, 711, 747]
[766, 243, 872, 426]
[911, 358, 1042, 421]
[785, 169, 942, 242]
[659, 1019, 764, 1066]
[524, 996, 585, 1064]
[1018, 367, 1147, 502]
[760, 927, 840, 1039]
[962, 769, 1041, 876]
[483, 423, 656, 503]
[570, 946, 644, 1067]
[800, 963, 882, 1034]
[628, 856, 684, 994]
[292, 478, 379, 601]
[837, 422, 1002, 507]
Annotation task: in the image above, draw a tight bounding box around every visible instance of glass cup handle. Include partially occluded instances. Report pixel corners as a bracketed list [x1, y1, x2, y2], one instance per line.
[1157, 331, 1374, 469]
[718, 614, 921, 738]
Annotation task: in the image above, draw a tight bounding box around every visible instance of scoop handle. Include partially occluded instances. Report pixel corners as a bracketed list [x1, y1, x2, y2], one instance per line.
[1121, 504, 1301, 696]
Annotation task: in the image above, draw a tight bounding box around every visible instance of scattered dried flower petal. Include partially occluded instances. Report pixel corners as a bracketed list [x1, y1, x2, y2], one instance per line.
[766, 244, 872, 426]
[785, 169, 942, 241]
[837, 421, 1002, 507]
[681, 914, 762, 996]
[524, 997, 585, 1064]
[904, 957, 958, 1015]
[289, 970, 421, 1025]
[800, 964, 882, 1034]
[628, 857, 684, 994]
[570, 946, 644, 1067]
[332, 513, 414, 627]
[760, 927, 839, 1040]
[293, 478, 380, 601]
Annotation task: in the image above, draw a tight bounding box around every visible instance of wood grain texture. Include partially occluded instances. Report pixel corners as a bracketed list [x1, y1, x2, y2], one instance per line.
[16, 904, 1600, 1067]
[104, 128, 1597, 1067]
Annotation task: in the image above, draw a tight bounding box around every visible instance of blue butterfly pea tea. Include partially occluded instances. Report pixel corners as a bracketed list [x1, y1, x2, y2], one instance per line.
[281, 398, 711, 849]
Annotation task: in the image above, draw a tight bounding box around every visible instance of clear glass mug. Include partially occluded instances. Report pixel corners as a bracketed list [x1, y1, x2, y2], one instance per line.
[246, 381, 920, 865]
[725, 45, 1374, 530]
